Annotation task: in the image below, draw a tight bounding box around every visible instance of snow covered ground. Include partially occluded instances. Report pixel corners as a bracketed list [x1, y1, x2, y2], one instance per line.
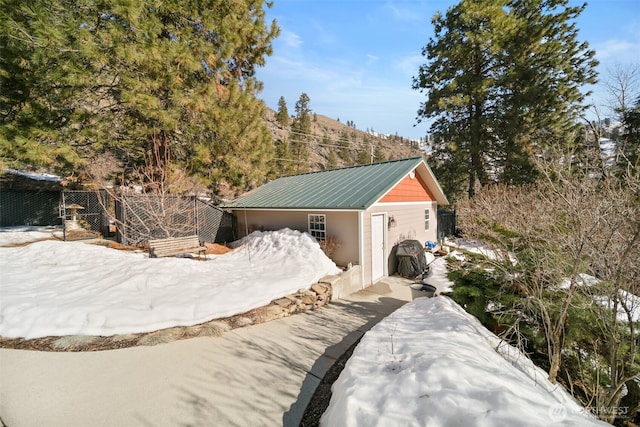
[1, 227, 615, 424]
[0, 227, 341, 339]
[0, 226, 63, 246]
[321, 296, 608, 427]
[424, 255, 455, 295]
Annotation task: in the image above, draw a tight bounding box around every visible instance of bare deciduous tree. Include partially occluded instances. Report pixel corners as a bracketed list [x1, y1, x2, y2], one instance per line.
[88, 136, 204, 245]
[603, 63, 640, 118]
[457, 145, 639, 422]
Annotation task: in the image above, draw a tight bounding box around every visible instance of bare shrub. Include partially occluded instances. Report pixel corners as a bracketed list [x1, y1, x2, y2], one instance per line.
[87, 136, 204, 245]
[457, 145, 639, 422]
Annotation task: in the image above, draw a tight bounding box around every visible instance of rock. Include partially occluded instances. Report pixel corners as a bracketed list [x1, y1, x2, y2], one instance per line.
[311, 283, 330, 295]
[301, 295, 316, 305]
[288, 305, 300, 314]
[274, 298, 293, 308]
[318, 275, 341, 286]
[261, 305, 287, 322]
[232, 317, 254, 327]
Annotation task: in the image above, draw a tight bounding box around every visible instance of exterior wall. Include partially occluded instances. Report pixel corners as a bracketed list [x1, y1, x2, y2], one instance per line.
[366, 201, 438, 282]
[371, 201, 438, 247]
[232, 209, 360, 268]
[379, 173, 435, 202]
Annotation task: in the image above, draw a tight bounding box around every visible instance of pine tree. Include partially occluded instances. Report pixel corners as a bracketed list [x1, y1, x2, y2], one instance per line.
[0, 0, 280, 194]
[327, 149, 338, 169]
[273, 137, 293, 177]
[276, 96, 289, 128]
[413, 0, 597, 201]
[323, 134, 338, 169]
[356, 148, 370, 165]
[497, 0, 598, 186]
[0, 0, 92, 171]
[338, 130, 352, 165]
[291, 92, 311, 173]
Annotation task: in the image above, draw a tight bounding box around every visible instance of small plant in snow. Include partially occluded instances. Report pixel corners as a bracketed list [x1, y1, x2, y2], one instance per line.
[318, 235, 341, 259]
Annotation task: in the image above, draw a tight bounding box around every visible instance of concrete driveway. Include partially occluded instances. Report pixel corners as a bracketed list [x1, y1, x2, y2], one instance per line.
[0, 278, 414, 427]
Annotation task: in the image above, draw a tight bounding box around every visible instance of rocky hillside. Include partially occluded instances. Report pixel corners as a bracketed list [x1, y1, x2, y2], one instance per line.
[263, 108, 424, 172]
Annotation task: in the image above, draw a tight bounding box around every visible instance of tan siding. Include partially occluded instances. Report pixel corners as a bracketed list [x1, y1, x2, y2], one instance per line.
[232, 209, 359, 268]
[370, 202, 437, 247]
[322, 211, 360, 267]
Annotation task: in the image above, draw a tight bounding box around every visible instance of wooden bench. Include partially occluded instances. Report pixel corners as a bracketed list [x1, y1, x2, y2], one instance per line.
[148, 235, 207, 258]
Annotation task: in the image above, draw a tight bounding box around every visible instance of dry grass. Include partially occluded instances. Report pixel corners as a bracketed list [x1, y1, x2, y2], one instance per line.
[137, 327, 187, 346]
[51, 335, 98, 350]
[205, 243, 232, 255]
[197, 321, 231, 337]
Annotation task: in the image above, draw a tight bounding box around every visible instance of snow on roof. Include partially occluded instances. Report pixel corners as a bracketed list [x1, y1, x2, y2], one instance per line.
[5, 169, 61, 182]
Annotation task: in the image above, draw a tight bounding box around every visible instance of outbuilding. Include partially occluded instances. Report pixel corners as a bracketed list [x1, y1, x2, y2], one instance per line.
[225, 157, 448, 289]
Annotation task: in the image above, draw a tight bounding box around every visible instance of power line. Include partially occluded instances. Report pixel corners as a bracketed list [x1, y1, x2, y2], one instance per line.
[278, 129, 419, 153]
[266, 123, 413, 150]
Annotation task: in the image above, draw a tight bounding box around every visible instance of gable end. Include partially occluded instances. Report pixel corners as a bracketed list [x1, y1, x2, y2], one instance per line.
[379, 172, 434, 202]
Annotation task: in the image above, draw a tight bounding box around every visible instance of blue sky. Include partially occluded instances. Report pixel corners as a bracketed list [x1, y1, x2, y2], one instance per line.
[256, 0, 640, 140]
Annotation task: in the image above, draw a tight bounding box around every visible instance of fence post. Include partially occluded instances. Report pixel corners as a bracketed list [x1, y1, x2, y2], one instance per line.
[194, 196, 199, 238]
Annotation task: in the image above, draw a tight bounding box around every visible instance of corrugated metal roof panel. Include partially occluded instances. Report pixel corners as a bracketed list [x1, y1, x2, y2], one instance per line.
[227, 157, 425, 210]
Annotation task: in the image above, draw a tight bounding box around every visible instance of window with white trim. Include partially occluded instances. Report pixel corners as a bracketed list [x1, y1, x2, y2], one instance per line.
[308, 214, 326, 240]
[424, 209, 430, 231]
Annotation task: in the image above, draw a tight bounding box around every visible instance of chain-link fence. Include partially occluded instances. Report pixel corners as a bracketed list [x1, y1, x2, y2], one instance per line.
[196, 199, 236, 244]
[115, 194, 197, 245]
[0, 190, 61, 227]
[115, 194, 236, 246]
[1, 189, 235, 245]
[60, 190, 111, 238]
[437, 209, 457, 240]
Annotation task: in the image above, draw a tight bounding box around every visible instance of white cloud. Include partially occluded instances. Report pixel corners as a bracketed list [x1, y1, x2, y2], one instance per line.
[279, 30, 303, 49]
[395, 53, 424, 77]
[366, 54, 380, 65]
[310, 20, 339, 47]
[593, 39, 640, 62]
[384, 1, 425, 23]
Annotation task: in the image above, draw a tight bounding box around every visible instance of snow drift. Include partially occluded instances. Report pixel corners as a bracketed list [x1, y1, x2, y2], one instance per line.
[0, 228, 341, 339]
[321, 297, 607, 427]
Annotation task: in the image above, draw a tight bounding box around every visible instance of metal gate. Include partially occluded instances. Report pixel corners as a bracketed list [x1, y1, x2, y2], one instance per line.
[60, 190, 111, 238]
[437, 209, 457, 240]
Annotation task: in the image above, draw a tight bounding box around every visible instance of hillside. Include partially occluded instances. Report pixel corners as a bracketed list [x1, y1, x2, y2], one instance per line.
[0, 107, 425, 199]
[263, 108, 424, 172]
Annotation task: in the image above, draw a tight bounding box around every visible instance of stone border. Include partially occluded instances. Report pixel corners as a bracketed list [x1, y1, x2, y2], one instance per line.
[0, 282, 334, 352]
[258, 283, 332, 322]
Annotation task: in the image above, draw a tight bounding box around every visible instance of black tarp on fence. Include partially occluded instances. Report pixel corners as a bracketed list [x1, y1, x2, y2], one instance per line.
[0, 189, 236, 246]
[0, 190, 61, 227]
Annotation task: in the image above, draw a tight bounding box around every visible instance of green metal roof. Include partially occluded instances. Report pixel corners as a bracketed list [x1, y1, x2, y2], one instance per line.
[226, 157, 438, 210]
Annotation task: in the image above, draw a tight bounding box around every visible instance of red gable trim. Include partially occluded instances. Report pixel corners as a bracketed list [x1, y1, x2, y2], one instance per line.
[380, 173, 434, 202]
